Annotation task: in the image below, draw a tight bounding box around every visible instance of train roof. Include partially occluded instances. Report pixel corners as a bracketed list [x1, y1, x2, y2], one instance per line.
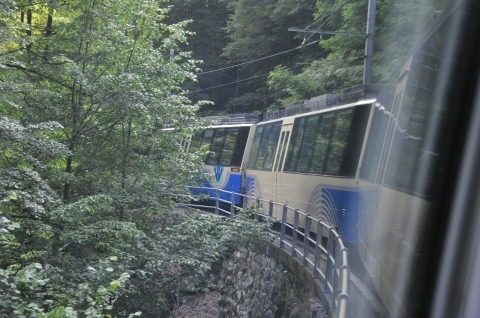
[204, 123, 254, 129]
[197, 84, 383, 127]
[257, 98, 377, 124]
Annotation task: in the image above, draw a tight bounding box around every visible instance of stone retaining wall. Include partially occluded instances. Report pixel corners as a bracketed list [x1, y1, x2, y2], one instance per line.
[216, 246, 326, 318]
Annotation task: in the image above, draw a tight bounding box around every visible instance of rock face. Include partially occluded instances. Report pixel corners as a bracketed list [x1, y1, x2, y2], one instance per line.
[172, 245, 326, 318]
[217, 247, 324, 318]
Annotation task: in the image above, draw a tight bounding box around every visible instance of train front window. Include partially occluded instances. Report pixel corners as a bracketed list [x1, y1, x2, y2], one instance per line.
[220, 128, 237, 166]
[231, 126, 250, 166]
[188, 130, 203, 153]
[206, 128, 226, 165]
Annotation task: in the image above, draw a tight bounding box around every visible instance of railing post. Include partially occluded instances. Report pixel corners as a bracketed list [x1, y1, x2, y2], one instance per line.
[230, 191, 235, 217]
[255, 197, 260, 221]
[337, 248, 350, 318]
[325, 227, 336, 296]
[333, 236, 341, 309]
[314, 221, 323, 278]
[303, 214, 311, 267]
[280, 204, 288, 248]
[268, 200, 273, 217]
[215, 188, 219, 215]
[292, 209, 299, 256]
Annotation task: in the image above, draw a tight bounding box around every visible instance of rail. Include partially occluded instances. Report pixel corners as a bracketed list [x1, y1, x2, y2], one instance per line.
[183, 186, 350, 318]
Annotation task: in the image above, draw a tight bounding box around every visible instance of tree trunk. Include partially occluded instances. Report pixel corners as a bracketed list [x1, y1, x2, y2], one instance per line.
[63, 155, 73, 203]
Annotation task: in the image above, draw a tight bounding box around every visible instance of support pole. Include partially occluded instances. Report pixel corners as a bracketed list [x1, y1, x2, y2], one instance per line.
[363, 0, 377, 84]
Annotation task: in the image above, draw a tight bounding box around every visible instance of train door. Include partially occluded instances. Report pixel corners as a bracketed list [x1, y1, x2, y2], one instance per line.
[272, 120, 293, 204]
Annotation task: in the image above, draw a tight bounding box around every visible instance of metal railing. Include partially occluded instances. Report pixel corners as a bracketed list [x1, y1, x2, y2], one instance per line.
[201, 113, 261, 125]
[183, 186, 350, 318]
[263, 94, 340, 121]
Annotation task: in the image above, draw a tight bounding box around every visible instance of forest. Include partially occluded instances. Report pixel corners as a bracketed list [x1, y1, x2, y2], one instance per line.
[167, 0, 447, 114]
[0, 0, 447, 317]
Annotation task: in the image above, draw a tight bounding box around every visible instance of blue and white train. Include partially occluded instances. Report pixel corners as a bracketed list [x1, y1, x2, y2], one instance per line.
[187, 120, 256, 205]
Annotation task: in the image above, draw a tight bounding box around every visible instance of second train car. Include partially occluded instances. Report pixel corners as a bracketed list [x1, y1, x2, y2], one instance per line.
[245, 99, 375, 244]
[188, 122, 255, 205]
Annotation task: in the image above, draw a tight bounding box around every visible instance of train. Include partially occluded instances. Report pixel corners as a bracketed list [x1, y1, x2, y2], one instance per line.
[182, 0, 480, 317]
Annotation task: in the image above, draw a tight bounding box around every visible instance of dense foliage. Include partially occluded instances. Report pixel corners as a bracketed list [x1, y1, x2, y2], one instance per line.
[167, 0, 319, 113]
[1, 0, 270, 317]
[168, 0, 450, 111]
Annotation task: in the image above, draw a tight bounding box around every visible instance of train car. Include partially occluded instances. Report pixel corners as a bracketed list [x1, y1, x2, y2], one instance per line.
[245, 99, 375, 243]
[188, 122, 256, 205]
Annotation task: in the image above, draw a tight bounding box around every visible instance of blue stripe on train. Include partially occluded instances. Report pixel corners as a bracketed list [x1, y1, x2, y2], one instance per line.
[190, 173, 243, 205]
[322, 188, 360, 244]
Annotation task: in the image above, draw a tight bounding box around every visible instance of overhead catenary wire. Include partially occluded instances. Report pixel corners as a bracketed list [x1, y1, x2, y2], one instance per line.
[189, 55, 363, 94]
[196, 39, 320, 76]
[192, 2, 354, 93]
[190, 73, 269, 94]
[301, 0, 352, 45]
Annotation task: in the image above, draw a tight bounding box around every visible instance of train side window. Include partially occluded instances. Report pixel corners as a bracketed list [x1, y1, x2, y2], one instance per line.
[254, 124, 273, 169]
[248, 123, 282, 170]
[310, 112, 335, 174]
[263, 122, 282, 170]
[274, 131, 286, 171]
[296, 115, 320, 173]
[324, 109, 353, 174]
[359, 107, 389, 182]
[340, 104, 371, 176]
[283, 117, 306, 172]
[248, 125, 264, 169]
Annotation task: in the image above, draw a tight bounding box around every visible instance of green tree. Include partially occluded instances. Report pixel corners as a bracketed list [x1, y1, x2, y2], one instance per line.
[2, 0, 202, 207]
[1, 1, 271, 316]
[166, 0, 236, 113]
[221, 0, 318, 112]
[267, 0, 450, 104]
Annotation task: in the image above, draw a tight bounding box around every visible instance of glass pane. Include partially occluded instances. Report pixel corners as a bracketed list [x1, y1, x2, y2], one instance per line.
[231, 127, 250, 167]
[296, 115, 320, 173]
[263, 122, 282, 170]
[359, 107, 389, 181]
[248, 125, 264, 169]
[277, 131, 290, 172]
[310, 112, 334, 174]
[384, 32, 444, 195]
[325, 109, 353, 174]
[274, 131, 286, 171]
[283, 117, 306, 172]
[255, 124, 272, 169]
[188, 130, 203, 153]
[340, 104, 372, 176]
[219, 128, 238, 166]
[206, 128, 226, 165]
